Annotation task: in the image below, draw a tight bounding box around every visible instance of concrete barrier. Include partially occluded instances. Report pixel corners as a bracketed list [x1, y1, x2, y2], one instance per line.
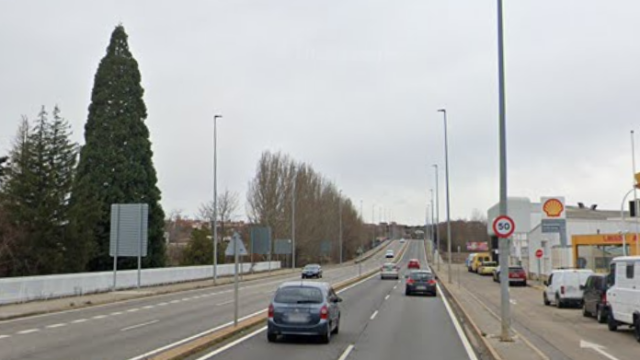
[0, 261, 280, 305]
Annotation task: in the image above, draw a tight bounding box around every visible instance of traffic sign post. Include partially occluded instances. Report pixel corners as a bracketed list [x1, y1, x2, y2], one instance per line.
[536, 248, 543, 285]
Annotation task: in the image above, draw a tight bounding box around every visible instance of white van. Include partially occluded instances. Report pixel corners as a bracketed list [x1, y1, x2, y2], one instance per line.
[606, 256, 640, 341]
[543, 269, 593, 308]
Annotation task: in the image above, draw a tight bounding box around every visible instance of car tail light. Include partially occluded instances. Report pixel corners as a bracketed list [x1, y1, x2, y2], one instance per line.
[428, 280, 436, 285]
[561, 286, 565, 295]
[602, 292, 607, 304]
[407, 278, 415, 285]
[320, 305, 329, 320]
[268, 304, 274, 318]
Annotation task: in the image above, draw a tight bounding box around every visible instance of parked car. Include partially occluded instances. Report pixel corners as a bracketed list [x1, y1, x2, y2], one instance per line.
[466, 253, 478, 271]
[606, 256, 640, 341]
[380, 262, 400, 280]
[470, 253, 492, 273]
[493, 266, 527, 286]
[405, 270, 437, 296]
[385, 249, 395, 259]
[400, 239, 406, 243]
[407, 259, 420, 269]
[301, 264, 323, 279]
[478, 261, 498, 276]
[581, 273, 609, 323]
[267, 281, 342, 343]
[543, 269, 593, 308]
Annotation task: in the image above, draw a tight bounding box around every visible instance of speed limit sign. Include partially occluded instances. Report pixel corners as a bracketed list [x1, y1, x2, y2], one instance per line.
[492, 215, 515, 238]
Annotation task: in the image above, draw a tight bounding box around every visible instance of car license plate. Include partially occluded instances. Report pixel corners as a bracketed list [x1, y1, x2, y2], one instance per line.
[416, 286, 426, 290]
[287, 313, 309, 323]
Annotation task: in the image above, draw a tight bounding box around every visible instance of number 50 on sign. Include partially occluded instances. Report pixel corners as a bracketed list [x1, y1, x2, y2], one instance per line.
[492, 215, 515, 238]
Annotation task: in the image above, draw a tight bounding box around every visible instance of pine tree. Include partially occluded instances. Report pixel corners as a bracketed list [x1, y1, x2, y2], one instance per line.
[70, 25, 166, 271]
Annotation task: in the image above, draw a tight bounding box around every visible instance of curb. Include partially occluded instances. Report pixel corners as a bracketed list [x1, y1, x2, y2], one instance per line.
[149, 241, 411, 360]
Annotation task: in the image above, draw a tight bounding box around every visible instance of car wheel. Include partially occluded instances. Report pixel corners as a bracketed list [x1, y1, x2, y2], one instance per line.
[523, 281, 527, 287]
[556, 294, 563, 309]
[405, 289, 411, 296]
[582, 303, 590, 317]
[608, 312, 618, 331]
[543, 293, 550, 306]
[321, 324, 331, 344]
[634, 316, 640, 342]
[597, 306, 607, 324]
[267, 332, 278, 343]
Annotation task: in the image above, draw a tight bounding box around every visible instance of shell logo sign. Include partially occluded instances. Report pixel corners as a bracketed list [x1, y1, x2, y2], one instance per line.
[541, 197, 566, 219]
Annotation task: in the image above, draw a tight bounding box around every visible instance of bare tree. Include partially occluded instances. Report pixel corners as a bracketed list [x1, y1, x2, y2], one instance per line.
[199, 189, 240, 237]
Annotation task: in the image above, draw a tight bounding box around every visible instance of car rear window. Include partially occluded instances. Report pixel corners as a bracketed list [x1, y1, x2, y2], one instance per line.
[410, 272, 434, 281]
[304, 265, 319, 270]
[383, 265, 395, 270]
[483, 262, 497, 267]
[274, 287, 324, 304]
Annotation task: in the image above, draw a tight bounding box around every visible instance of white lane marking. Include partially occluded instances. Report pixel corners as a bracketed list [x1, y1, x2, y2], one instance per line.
[192, 326, 267, 360]
[393, 285, 397, 289]
[510, 299, 517, 305]
[71, 319, 87, 324]
[170, 300, 180, 304]
[110, 312, 123, 316]
[385, 294, 390, 300]
[370, 310, 379, 320]
[92, 315, 107, 320]
[437, 285, 478, 360]
[125, 309, 267, 360]
[142, 305, 155, 310]
[580, 340, 620, 360]
[338, 344, 355, 360]
[121, 320, 160, 332]
[45, 323, 67, 329]
[127, 308, 139, 313]
[216, 300, 233, 306]
[17, 329, 39, 335]
[158, 302, 169, 306]
[182, 298, 191, 301]
[0, 335, 10, 340]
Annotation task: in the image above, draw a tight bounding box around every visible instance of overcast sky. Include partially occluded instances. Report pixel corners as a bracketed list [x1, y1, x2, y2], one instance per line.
[2, 0, 639, 225]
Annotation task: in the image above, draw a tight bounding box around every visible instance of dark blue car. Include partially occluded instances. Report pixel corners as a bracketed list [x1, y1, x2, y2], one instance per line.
[405, 270, 437, 296]
[268, 281, 342, 343]
[301, 264, 323, 279]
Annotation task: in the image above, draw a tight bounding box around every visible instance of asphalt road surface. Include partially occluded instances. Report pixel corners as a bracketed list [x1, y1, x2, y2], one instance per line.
[0, 241, 402, 360]
[193, 240, 474, 360]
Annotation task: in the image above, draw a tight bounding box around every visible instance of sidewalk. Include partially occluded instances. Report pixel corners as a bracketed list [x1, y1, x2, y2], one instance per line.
[433, 258, 548, 360]
[0, 268, 294, 321]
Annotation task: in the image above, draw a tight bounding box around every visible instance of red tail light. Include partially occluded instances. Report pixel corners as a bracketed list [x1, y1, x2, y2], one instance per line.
[407, 278, 415, 285]
[602, 292, 607, 304]
[428, 280, 436, 285]
[561, 286, 565, 295]
[268, 304, 274, 318]
[320, 305, 329, 320]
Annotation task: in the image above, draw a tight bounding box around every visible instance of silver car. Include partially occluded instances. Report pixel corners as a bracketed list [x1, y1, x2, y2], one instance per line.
[267, 281, 342, 344]
[380, 262, 400, 280]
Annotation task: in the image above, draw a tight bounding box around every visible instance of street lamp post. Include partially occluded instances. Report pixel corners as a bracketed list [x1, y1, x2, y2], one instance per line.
[631, 130, 639, 255]
[433, 165, 440, 271]
[339, 192, 343, 265]
[292, 172, 297, 269]
[212, 114, 222, 285]
[438, 109, 453, 284]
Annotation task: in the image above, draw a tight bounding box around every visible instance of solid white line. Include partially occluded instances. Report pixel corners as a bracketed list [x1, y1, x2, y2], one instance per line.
[71, 318, 87, 324]
[46, 323, 67, 329]
[121, 320, 159, 332]
[0, 335, 10, 340]
[370, 310, 379, 320]
[193, 326, 267, 360]
[338, 344, 355, 360]
[385, 294, 390, 300]
[17, 329, 39, 335]
[437, 284, 478, 360]
[216, 300, 233, 306]
[92, 315, 107, 319]
[125, 309, 267, 360]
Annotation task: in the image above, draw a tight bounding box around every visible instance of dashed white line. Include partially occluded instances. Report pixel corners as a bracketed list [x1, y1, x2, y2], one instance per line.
[338, 344, 355, 360]
[158, 302, 169, 306]
[127, 308, 139, 313]
[17, 329, 39, 335]
[370, 310, 379, 320]
[46, 323, 67, 329]
[142, 305, 155, 310]
[169, 300, 180, 304]
[92, 315, 107, 320]
[71, 319, 87, 324]
[393, 285, 397, 289]
[385, 294, 390, 300]
[216, 300, 233, 306]
[110, 312, 123, 316]
[121, 320, 159, 332]
[0, 335, 11, 340]
[182, 298, 191, 301]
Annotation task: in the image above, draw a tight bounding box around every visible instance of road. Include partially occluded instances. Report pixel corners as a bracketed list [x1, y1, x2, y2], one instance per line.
[455, 264, 639, 360]
[0, 241, 401, 360]
[192, 240, 475, 360]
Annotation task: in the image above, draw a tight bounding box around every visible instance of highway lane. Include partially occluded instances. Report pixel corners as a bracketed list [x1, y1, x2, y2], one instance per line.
[194, 240, 474, 360]
[0, 241, 402, 360]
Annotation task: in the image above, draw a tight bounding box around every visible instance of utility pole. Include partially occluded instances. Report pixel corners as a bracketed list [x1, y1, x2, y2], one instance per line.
[212, 114, 222, 285]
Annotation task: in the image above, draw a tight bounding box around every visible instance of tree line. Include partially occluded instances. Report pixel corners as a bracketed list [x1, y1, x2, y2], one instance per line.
[0, 25, 165, 277]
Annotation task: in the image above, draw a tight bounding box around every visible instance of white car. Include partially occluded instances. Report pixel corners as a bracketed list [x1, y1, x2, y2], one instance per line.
[543, 269, 593, 308]
[385, 250, 394, 259]
[400, 239, 406, 243]
[606, 256, 640, 341]
[380, 263, 400, 280]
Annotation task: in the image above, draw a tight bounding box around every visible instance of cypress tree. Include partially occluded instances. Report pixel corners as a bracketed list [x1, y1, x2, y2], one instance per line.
[71, 25, 166, 271]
